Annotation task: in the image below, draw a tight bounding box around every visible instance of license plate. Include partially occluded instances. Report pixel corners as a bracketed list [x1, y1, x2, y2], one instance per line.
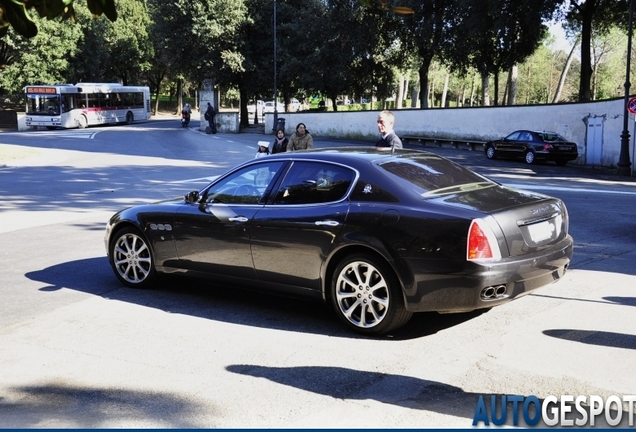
[528, 220, 554, 242]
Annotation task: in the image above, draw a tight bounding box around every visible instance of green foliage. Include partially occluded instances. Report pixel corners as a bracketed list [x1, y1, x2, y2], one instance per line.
[0, 0, 117, 38]
[0, 10, 82, 92]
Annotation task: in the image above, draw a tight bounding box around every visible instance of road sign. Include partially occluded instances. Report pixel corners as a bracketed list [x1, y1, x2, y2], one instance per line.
[628, 96, 636, 114]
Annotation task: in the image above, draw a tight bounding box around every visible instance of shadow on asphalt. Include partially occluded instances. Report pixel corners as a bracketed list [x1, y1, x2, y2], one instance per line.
[25, 256, 484, 341]
[0, 383, 202, 428]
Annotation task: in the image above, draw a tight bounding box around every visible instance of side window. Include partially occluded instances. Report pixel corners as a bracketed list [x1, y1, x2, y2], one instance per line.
[506, 132, 521, 140]
[205, 161, 284, 205]
[273, 161, 355, 205]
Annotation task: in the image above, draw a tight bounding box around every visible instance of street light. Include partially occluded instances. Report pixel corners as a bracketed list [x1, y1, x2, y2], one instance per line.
[272, 0, 278, 132]
[618, 0, 635, 176]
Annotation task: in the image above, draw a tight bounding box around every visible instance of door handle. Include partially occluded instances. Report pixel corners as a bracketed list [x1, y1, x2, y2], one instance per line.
[315, 220, 339, 227]
[229, 217, 248, 222]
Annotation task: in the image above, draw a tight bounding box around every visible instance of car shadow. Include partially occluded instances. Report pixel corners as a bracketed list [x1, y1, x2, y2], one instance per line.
[25, 257, 484, 341]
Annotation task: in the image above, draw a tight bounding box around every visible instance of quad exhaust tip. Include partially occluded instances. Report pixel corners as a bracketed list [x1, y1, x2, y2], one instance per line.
[481, 285, 507, 300]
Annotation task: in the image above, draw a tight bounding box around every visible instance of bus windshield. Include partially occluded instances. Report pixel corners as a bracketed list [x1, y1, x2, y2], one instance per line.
[26, 94, 61, 116]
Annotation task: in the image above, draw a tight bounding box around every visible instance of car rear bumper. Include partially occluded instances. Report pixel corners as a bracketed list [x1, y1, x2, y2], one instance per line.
[536, 150, 579, 161]
[401, 235, 573, 313]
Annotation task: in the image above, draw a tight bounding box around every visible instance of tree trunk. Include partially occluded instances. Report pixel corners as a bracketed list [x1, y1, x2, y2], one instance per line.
[441, 73, 449, 108]
[239, 86, 249, 128]
[176, 79, 183, 115]
[397, 74, 405, 109]
[418, 56, 432, 109]
[578, 4, 596, 102]
[553, 37, 579, 103]
[481, 72, 490, 106]
[507, 64, 518, 106]
[493, 72, 499, 106]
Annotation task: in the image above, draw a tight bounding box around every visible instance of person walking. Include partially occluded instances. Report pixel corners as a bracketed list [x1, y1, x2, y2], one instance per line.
[376, 110, 403, 150]
[287, 123, 313, 151]
[271, 128, 289, 154]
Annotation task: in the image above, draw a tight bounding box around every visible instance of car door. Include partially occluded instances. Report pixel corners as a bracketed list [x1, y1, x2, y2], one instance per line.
[497, 131, 522, 157]
[173, 160, 285, 279]
[250, 161, 356, 291]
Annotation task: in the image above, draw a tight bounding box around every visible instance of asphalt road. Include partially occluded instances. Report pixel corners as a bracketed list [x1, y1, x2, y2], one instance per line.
[0, 115, 635, 428]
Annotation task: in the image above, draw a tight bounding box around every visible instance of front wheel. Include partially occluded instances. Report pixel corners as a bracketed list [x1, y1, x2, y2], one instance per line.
[109, 226, 156, 288]
[126, 112, 134, 125]
[485, 145, 496, 160]
[77, 115, 88, 129]
[330, 253, 412, 335]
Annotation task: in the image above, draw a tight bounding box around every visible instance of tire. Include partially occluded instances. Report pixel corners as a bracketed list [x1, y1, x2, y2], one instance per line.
[109, 226, 156, 288]
[524, 150, 536, 164]
[485, 145, 496, 160]
[555, 160, 568, 166]
[46, 126, 57, 130]
[330, 253, 412, 335]
[126, 112, 134, 125]
[77, 115, 88, 129]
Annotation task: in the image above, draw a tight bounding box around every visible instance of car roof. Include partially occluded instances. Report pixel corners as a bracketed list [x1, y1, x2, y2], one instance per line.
[261, 146, 439, 165]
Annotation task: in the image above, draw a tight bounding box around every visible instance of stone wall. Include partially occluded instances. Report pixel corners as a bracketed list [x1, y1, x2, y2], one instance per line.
[264, 98, 635, 174]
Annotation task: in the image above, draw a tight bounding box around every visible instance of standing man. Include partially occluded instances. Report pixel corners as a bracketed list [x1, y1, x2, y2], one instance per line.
[376, 110, 403, 149]
[205, 102, 217, 134]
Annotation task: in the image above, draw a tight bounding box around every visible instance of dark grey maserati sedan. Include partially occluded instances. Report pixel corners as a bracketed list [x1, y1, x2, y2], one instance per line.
[105, 147, 573, 335]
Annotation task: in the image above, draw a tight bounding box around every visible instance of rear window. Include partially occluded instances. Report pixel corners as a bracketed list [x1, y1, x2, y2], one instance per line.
[377, 154, 496, 197]
[536, 132, 566, 142]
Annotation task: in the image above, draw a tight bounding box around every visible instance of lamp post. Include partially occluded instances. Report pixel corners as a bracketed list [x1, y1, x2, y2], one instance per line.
[272, 0, 278, 132]
[618, 0, 635, 176]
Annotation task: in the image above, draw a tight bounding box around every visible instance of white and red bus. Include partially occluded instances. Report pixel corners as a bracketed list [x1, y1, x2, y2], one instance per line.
[24, 83, 151, 129]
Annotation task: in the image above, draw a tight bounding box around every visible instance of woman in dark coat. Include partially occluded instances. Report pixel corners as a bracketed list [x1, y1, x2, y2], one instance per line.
[271, 128, 289, 154]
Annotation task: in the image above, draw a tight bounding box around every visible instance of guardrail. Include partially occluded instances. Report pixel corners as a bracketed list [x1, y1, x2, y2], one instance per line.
[401, 136, 485, 151]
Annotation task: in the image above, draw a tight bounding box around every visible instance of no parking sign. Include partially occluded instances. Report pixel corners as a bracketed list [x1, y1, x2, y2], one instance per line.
[628, 96, 636, 114]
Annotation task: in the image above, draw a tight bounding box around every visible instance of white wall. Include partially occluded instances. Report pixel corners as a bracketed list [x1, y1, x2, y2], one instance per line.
[264, 98, 635, 174]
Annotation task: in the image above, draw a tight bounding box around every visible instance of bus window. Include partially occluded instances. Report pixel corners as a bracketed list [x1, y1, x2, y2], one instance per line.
[87, 94, 99, 108]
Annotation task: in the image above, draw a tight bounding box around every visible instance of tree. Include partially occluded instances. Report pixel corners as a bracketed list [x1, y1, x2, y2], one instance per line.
[0, 12, 83, 93]
[0, 0, 117, 38]
[398, 0, 459, 109]
[67, 0, 152, 85]
[455, 0, 559, 106]
[563, 0, 629, 101]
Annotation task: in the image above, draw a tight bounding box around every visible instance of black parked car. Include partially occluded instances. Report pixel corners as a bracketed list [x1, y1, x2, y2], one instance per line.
[484, 130, 579, 165]
[105, 148, 573, 335]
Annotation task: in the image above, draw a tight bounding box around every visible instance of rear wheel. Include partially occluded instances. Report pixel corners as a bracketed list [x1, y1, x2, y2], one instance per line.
[524, 150, 536, 164]
[485, 146, 496, 159]
[330, 253, 412, 335]
[109, 226, 156, 288]
[77, 115, 88, 129]
[126, 112, 134, 125]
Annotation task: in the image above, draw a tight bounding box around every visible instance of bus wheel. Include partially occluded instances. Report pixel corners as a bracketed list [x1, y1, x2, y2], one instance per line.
[78, 115, 88, 129]
[126, 112, 134, 125]
[46, 126, 57, 130]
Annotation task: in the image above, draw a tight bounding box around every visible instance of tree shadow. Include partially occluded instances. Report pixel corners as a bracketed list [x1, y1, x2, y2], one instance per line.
[0, 383, 205, 428]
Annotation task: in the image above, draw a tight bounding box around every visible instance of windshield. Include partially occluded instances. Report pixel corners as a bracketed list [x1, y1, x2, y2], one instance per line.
[25, 94, 61, 115]
[378, 154, 496, 197]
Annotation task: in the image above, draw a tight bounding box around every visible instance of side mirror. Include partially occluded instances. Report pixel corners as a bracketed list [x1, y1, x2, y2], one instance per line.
[185, 190, 199, 203]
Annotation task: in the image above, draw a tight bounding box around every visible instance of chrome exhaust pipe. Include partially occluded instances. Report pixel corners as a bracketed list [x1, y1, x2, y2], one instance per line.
[480, 285, 507, 300]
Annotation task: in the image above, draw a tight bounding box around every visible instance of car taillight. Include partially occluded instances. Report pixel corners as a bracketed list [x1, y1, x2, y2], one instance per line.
[543, 144, 553, 151]
[467, 219, 502, 261]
